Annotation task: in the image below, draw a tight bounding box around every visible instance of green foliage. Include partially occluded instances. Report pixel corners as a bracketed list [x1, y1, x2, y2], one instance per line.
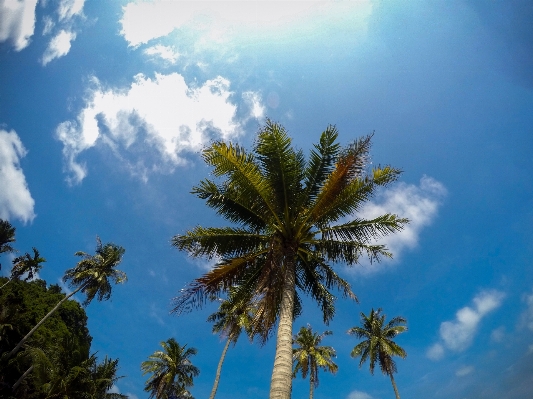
[64, 237, 127, 306]
[292, 324, 337, 398]
[171, 121, 408, 398]
[141, 339, 199, 399]
[0, 278, 92, 398]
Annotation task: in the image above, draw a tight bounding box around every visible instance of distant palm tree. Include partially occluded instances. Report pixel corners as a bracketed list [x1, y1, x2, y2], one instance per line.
[6, 237, 126, 360]
[207, 288, 256, 399]
[0, 219, 16, 256]
[172, 121, 408, 399]
[141, 338, 199, 399]
[348, 308, 407, 399]
[0, 219, 17, 270]
[293, 324, 338, 399]
[0, 248, 46, 290]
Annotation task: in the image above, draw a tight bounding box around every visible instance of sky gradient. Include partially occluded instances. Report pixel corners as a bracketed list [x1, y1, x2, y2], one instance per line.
[1, 1, 533, 398]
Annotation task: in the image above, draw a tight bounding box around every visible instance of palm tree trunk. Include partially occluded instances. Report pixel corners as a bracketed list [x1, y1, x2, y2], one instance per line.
[12, 365, 33, 391]
[389, 371, 401, 399]
[209, 337, 232, 399]
[6, 285, 82, 360]
[309, 374, 314, 399]
[269, 260, 296, 399]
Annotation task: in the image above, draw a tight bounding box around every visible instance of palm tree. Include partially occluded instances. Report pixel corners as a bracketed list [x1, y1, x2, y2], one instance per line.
[0, 219, 17, 270]
[0, 219, 16, 255]
[0, 247, 46, 290]
[141, 338, 199, 399]
[348, 308, 407, 399]
[207, 288, 256, 399]
[172, 120, 408, 399]
[6, 237, 126, 360]
[292, 324, 338, 399]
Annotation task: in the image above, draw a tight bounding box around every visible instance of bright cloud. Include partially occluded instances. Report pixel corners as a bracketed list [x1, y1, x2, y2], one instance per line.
[347, 390, 373, 399]
[0, 0, 38, 50]
[56, 73, 263, 184]
[358, 175, 446, 267]
[0, 129, 35, 223]
[120, 1, 372, 48]
[427, 290, 505, 360]
[41, 29, 76, 65]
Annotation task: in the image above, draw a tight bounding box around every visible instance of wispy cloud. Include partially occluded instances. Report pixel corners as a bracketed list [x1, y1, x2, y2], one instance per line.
[0, 129, 35, 223]
[456, 365, 474, 377]
[56, 73, 263, 184]
[347, 390, 374, 399]
[520, 287, 533, 331]
[427, 290, 505, 360]
[144, 44, 180, 64]
[0, 0, 38, 51]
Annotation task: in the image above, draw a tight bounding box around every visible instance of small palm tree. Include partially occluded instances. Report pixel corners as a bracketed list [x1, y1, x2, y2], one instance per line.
[6, 237, 126, 360]
[0, 248, 46, 290]
[348, 308, 407, 399]
[293, 324, 338, 399]
[207, 288, 256, 399]
[0, 219, 16, 256]
[141, 338, 199, 399]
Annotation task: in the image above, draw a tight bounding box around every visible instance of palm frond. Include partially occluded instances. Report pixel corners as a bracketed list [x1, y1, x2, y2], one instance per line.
[172, 226, 269, 259]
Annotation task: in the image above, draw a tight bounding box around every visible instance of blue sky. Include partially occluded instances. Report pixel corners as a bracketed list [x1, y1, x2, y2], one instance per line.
[1, 1, 532, 398]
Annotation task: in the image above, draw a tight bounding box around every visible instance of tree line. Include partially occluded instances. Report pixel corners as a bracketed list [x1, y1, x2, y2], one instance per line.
[1, 120, 410, 398]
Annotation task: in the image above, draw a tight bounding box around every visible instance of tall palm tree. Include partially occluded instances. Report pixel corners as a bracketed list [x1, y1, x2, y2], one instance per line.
[172, 121, 408, 399]
[207, 287, 256, 399]
[141, 338, 199, 399]
[348, 308, 407, 399]
[292, 324, 338, 399]
[6, 237, 126, 360]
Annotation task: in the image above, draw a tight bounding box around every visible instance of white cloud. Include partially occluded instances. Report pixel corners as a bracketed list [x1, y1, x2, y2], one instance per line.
[56, 73, 263, 184]
[0, 129, 35, 223]
[0, 0, 38, 50]
[347, 390, 373, 399]
[456, 365, 474, 377]
[144, 44, 180, 64]
[357, 175, 446, 269]
[520, 288, 533, 331]
[41, 29, 76, 65]
[125, 394, 139, 399]
[57, 0, 85, 22]
[120, 1, 372, 48]
[427, 290, 505, 359]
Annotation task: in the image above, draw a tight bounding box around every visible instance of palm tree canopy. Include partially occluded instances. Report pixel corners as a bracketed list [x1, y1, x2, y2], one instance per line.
[10, 247, 46, 281]
[207, 286, 257, 345]
[0, 219, 16, 255]
[292, 324, 338, 388]
[172, 121, 408, 341]
[348, 308, 407, 375]
[64, 236, 127, 306]
[141, 338, 200, 399]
